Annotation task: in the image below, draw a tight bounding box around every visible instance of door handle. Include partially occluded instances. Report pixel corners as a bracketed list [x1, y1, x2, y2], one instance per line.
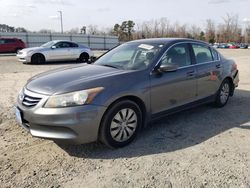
[187, 70, 195, 77]
[216, 64, 221, 69]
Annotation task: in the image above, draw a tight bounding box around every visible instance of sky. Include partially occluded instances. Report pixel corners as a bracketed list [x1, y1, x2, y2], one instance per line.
[0, 0, 250, 32]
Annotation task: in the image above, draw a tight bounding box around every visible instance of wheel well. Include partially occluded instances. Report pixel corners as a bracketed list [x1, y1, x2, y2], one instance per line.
[32, 53, 45, 60]
[98, 96, 147, 139]
[224, 77, 234, 96]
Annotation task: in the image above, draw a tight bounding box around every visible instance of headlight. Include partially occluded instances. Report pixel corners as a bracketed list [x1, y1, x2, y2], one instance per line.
[44, 87, 104, 108]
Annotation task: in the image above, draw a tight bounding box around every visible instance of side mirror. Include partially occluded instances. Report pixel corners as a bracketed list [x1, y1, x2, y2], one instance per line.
[158, 64, 178, 72]
[51, 45, 56, 49]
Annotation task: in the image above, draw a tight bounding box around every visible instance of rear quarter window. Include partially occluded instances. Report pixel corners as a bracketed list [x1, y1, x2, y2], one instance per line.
[70, 42, 78, 48]
[211, 48, 220, 61]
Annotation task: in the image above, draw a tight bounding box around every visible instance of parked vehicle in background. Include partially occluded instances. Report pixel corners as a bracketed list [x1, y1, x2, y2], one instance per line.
[15, 38, 239, 148]
[0, 38, 26, 53]
[228, 43, 240, 49]
[218, 43, 229, 49]
[213, 43, 220, 48]
[16, 40, 94, 64]
[240, 43, 249, 49]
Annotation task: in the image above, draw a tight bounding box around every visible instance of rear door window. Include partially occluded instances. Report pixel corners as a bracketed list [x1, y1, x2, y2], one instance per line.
[192, 44, 213, 64]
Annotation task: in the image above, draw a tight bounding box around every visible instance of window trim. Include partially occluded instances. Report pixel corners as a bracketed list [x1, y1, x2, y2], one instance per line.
[152, 41, 222, 74]
[156, 42, 193, 68]
[210, 47, 221, 62]
[191, 43, 214, 65]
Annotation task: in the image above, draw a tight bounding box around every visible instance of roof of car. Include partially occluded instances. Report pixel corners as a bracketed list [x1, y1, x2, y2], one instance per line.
[51, 40, 76, 43]
[127, 38, 208, 45]
[0, 37, 20, 40]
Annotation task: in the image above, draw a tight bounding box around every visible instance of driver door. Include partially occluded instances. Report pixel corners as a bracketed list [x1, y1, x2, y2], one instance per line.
[49, 42, 72, 60]
[150, 43, 197, 115]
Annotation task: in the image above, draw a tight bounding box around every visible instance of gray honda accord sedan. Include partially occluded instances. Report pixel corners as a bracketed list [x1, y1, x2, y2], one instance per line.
[15, 38, 239, 148]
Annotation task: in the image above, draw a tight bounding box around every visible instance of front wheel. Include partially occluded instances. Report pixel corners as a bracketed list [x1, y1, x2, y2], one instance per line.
[31, 54, 45, 64]
[99, 100, 142, 148]
[214, 79, 231, 107]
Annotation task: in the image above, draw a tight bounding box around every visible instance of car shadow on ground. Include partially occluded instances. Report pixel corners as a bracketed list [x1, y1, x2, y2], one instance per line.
[56, 89, 250, 159]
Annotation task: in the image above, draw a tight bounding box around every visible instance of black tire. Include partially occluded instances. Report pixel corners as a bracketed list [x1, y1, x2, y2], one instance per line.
[78, 53, 89, 63]
[100, 100, 142, 148]
[31, 54, 45, 64]
[214, 79, 231, 108]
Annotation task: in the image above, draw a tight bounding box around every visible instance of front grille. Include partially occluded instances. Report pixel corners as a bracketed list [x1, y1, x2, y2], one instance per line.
[22, 95, 42, 107]
[18, 51, 23, 55]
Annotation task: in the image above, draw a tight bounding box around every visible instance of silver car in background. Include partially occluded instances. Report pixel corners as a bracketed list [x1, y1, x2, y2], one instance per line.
[17, 40, 94, 64]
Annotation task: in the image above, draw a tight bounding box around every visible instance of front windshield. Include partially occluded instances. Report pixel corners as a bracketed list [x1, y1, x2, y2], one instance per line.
[94, 42, 165, 70]
[41, 41, 56, 48]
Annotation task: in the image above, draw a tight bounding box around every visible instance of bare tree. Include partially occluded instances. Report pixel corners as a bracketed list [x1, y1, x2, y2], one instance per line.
[87, 25, 99, 35]
[39, 29, 54, 34]
[205, 19, 216, 43]
[217, 14, 242, 42]
[159, 17, 170, 37]
[67, 27, 79, 34]
[189, 25, 201, 40]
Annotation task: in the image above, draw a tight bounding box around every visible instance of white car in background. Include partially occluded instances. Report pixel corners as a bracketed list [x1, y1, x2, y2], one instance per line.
[17, 40, 94, 64]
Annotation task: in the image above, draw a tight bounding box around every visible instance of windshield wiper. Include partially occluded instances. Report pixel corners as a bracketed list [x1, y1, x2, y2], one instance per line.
[101, 64, 119, 69]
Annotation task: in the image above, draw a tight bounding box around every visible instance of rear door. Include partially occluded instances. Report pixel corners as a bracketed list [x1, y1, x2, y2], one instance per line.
[150, 43, 197, 115]
[191, 43, 222, 99]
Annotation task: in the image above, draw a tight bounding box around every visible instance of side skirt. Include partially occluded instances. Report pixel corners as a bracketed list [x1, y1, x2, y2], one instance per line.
[150, 95, 216, 122]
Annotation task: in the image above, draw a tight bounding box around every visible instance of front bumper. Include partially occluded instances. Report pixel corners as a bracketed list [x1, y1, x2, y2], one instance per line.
[16, 89, 107, 144]
[16, 53, 31, 63]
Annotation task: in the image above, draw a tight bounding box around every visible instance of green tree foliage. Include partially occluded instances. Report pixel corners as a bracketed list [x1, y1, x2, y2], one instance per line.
[0, 24, 15, 32]
[113, 20, 135, 41]
[0, 24, 28, 32]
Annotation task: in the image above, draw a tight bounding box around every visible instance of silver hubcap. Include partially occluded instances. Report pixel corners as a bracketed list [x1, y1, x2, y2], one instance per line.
[220, 83, 230, 104]
[110, 108, 137, 142]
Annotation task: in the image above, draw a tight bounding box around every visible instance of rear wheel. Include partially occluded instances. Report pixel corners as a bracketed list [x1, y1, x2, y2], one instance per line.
[100, 100, 142, 148]
[78, 53, 89, 63]
[214, 79, 231, 107]
[31, 54, 45, 64]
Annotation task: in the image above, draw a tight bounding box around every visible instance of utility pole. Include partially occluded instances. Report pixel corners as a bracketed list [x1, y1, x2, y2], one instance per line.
[58, 11, 63, 34]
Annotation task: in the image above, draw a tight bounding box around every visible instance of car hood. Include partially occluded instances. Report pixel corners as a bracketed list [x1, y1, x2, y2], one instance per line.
[21, 47, 44, 53]
[26, 64, 129, 95]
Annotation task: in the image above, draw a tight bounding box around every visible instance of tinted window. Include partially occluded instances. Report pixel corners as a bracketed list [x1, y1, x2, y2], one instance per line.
[70, 42, 78, 48]
[161, 43, 191, 68]
[5, 39, 16, 43]
[0, 39, 4, 44]
[56, 42, 71, 48]
[192, 44, 213, 64]
[211, 48, 219, 61]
